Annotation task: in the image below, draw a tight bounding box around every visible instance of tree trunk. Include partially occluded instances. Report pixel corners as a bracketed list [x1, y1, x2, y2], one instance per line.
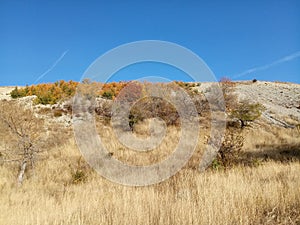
[17, 160, 27, 185]
[240, 119, 245, 128]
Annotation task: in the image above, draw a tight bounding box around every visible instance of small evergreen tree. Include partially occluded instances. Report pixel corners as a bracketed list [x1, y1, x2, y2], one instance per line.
[231, 101, 264, 128]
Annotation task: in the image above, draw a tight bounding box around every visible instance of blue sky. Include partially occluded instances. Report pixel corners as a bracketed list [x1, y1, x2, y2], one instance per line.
[0, 0, 299, 85]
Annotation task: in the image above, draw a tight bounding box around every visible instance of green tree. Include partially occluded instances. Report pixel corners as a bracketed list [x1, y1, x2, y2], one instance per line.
[10, 87, 23, 98]
[231, 101, 265, 128]
[102, 91, 114, 100]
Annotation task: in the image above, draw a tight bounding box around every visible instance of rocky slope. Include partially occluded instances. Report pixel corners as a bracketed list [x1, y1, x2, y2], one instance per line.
[0, 81, 299, 128]
[234, 81, 300, 127]
[198, 81, 300, 128]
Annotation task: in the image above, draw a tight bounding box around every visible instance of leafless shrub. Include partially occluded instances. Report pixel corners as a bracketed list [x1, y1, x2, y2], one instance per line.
[219, 77, 238, 112]
[213, 127, 244, 169]
[94, 98, 113, 118]
[0, 100, 45, 185]
[129, 97, 180, 128]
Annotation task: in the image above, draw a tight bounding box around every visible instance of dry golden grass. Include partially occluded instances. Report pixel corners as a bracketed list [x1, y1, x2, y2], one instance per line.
[1, 123, 300, 225]
[242, 121, 300, 154]
[95, 119, 207, 167]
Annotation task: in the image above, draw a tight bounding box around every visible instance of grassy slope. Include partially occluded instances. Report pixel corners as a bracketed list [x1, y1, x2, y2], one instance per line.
[0, 81, 300, 225]
[0, 122, 300, 225]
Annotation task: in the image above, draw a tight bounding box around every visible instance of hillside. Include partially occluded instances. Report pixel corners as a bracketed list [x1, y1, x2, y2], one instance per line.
[0, 80, 299, 225]
[2, 80, 300, 127]
[234, 81, 300, 127]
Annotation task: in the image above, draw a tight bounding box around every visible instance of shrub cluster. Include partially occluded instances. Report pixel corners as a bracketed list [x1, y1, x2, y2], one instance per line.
[99, 82, 128, 100]
[174, 81, 200, 96]
[10, 80, 78, 104]
[129, 97, 180, 128]
[10, 79, 138, 105]
[10, 80, 203, 106]
[115, 82, 200, 129]
[10, 81, 131, 104]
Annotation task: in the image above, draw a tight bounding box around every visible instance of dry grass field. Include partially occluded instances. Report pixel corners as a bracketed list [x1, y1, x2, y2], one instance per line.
[0, 145, 299, 224]
[0, 123, 300, 225]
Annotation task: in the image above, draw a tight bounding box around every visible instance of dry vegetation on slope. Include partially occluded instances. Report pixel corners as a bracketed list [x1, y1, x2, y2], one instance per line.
[0, 80, 300, 225]
[0, 139, 299, 225]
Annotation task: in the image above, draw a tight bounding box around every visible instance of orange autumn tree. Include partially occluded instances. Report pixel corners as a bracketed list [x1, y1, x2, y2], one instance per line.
[10, 80, 79, 104]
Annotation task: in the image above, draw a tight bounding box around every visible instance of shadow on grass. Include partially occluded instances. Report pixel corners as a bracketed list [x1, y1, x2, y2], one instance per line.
[242, 143, 300, 164]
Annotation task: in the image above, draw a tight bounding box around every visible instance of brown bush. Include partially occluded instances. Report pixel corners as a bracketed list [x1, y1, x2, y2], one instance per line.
[129, 97, 180, 128]
[215, 127, 244, 169]
[53, 109, 64, 117]
[0, 100, 45, 184]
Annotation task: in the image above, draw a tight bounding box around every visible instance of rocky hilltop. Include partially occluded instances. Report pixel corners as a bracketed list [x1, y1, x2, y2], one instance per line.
[234, 81, 300, 127]
[0, 81, 299, 128]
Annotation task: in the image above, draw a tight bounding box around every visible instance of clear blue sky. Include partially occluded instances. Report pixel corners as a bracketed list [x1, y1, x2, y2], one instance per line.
[0, 0, 299, 85]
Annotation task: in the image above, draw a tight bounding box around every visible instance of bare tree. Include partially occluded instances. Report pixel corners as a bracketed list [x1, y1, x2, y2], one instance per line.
[219, 78, 238, 112]
[0, 100, 44, 185]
